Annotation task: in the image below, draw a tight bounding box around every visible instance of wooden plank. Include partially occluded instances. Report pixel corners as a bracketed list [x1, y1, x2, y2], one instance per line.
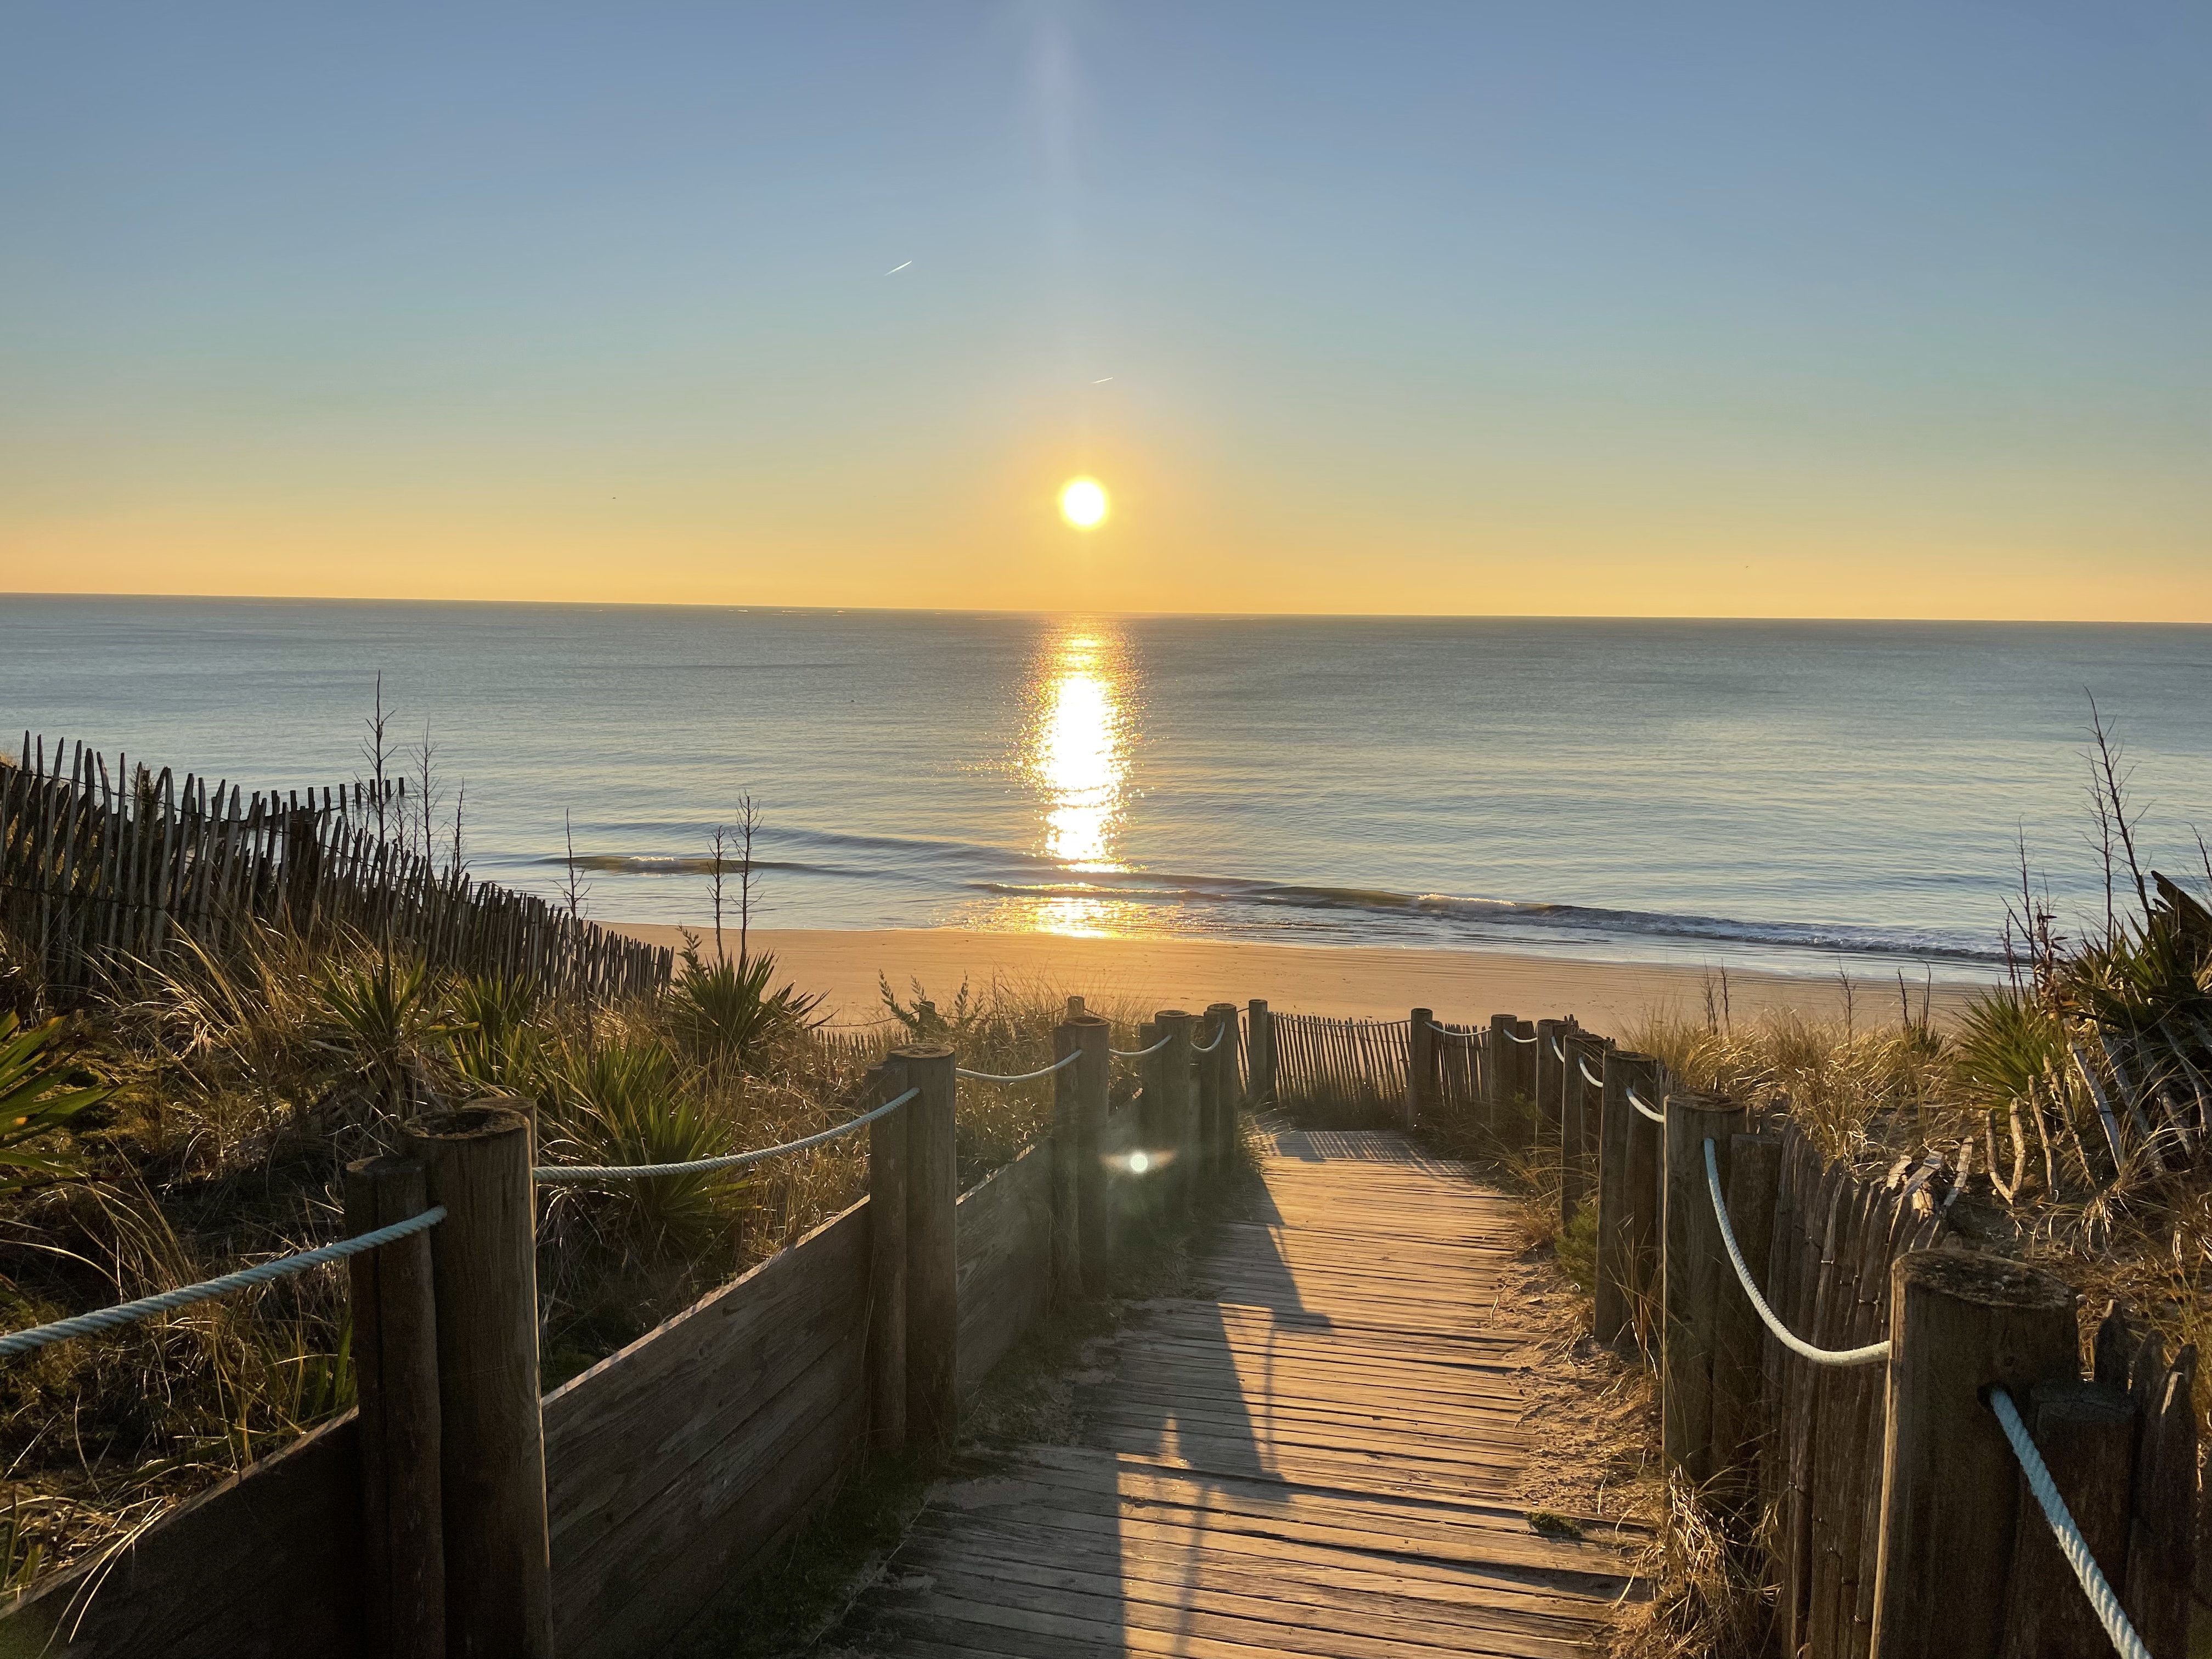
[955, 1137, 1055, 1398]
[541, 1201, 871, 1654]
[0, 1414, 365, 1659]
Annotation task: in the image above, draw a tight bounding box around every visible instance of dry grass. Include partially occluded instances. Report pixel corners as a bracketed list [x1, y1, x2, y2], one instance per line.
[0, 923, 1164, 1587]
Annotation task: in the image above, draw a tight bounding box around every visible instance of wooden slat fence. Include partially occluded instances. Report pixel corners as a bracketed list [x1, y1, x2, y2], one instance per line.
[1, 735, 669, 1005]
[1270, 1012, 1413, 1121]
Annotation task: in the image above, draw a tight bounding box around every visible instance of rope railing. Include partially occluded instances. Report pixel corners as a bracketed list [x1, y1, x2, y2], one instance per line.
[1549, 1035, 1565, 1062]
[1504, 1027, 1538, 1043]
[1989, 1386, 2151, 1659]
[1110, 1034, 1173, 1059]
[0, 1206, 448, 1358]
[956, 1053, 1079, 1084]
[535, 1088, 919, 1182]
[1424, 1017, 1476, 1044]
[1578, 1056, 1605, 1089]
[1704, 1138, 1889, 1367]
[1190, 1024, 1228, 1055]
[1627, 1083, 1666, 1125]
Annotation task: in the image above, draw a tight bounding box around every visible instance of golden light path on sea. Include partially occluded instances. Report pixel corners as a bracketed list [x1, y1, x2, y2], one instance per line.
[1020, 623, 1135, 936]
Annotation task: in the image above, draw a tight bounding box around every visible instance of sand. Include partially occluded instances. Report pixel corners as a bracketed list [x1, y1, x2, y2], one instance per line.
[610, 924, 1978, 1032]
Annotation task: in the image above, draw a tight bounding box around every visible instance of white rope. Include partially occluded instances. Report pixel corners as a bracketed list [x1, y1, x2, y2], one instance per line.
[1549, 1036, 1565, 1062]
[1628, 1084, 1667, 1125]
[1110, 1035, 1172, 1058]
[536, 1088, 919, 1182]
[1, 1207, 448, 1358]
[1704, 1139, 1888, 1367]
[1504, 1028, 1538, 1043]
[1578, 1056, 1604, 1089]
[1190, 1024, 1228, 1054]
[956, 1052, 1079, 1084]
[1425, 1018, 1474, 1045]
[1989, 1386, 2152, 1659]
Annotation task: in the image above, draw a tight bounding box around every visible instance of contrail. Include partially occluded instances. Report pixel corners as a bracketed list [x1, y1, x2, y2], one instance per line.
[1092, 376, 1113, 383]
[885, 260, 912, 275]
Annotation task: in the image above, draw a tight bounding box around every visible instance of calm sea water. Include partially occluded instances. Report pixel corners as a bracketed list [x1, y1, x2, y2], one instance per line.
[3, 597, 2208, 984]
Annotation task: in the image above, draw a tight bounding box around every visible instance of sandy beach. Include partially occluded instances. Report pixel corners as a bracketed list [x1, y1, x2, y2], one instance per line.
[611, 924, 1979, 1031]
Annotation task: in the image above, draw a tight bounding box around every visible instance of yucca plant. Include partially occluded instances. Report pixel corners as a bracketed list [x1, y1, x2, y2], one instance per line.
[445, 973, 546, 1099]
[544, 1036, 738, 1257]
[1, 1013, 110, 1192]
[668, 947, 821, 1079]
[316, 955, 448, 1122]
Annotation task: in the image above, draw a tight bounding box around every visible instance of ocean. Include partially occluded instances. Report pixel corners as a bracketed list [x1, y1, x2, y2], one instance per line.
[3, 596, 2208, 984]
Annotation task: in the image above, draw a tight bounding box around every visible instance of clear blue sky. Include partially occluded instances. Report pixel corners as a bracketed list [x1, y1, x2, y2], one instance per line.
[3, 3, 2205, 617]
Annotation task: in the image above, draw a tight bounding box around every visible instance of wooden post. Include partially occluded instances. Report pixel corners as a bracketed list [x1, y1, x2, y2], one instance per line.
[1192, 1011, 1221, 1184]
[1560, 1031, 1595, 1230]
[345, 1155, 445, 1659]
[867, 1062, 910, 1451]
[1592, 1048, 1661, 1348]
[1065, 995, 1085, 1020]
[1997, 1379, 2137, 1659]
[1710, 1130, 1780, 1512]
[1661, 1090, 1748, 1483]
[1206, 1002, 1240, 1173]
[402, 1103, 554, 1659]
[1156, 1010, 1196, 1216]
[1072, 1015, 1111, 1293]
[895, 1044, 960, 1448]
[1050, 1020, 1084, 1302]
[2125, 1342, 2197, 1659]
[1869, 1250, 2080, 1659]
[1247, 999, 1273, 1107]
[1406, 1008, 1434, 1132]
[1485, 1014, 1517, 1131]
[1534, 1018, 1566, 1159]
[1508, 1019, 1537, 1139]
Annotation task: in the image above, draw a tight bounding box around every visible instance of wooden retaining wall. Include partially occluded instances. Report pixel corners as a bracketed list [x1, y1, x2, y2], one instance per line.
[953, 1140, 1054, 1400]
[0, 1144, 1067, 1659]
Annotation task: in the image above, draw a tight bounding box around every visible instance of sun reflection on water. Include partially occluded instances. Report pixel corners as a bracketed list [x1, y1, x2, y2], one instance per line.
[1019, 624, 1135, 935]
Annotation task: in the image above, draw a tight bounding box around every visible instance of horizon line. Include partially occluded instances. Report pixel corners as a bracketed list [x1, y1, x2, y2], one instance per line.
[4, 589, 2208, 629]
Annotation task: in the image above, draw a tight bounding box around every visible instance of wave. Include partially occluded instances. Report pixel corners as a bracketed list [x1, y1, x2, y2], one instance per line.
[535, 825, 2002, 966]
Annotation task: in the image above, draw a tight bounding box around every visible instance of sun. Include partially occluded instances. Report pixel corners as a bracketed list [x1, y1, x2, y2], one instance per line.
[1059, 477, 1109, 530]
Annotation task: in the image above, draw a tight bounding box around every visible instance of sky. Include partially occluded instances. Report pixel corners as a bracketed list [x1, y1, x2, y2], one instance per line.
[1, 3, 2206, 620]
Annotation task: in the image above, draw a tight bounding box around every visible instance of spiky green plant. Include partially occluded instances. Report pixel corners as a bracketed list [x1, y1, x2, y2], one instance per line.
[315, 955, 445, 1121]
[1, 1013, 110, 1191]
[668, 948, 821, 1077]
[445, 973, 546, 1098]
[544, 1035, 738, 1257]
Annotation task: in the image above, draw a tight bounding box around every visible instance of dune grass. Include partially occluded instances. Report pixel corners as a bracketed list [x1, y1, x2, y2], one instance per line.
[0, 912, 1166, 1588]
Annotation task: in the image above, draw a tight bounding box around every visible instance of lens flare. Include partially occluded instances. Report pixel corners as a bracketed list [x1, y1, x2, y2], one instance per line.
[1128, 1150, 1151, 1173]
[1059, 477, 1109, 529]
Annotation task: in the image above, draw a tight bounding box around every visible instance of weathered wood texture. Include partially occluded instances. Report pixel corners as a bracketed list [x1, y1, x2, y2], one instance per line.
[956, 1138, 1056, 1399]
[1870, 1250, 2080, 1659]
[0, 1414, 366, 1658]
[0, 735, 669, 1007]
[834, 1126, 1644, 1658]
[405, 1103, 553, 1659]
[344, 1154, 445, 1659]
[541, 1201, 872, 1659]
[0, 1148, 1076, 1659]
[1269, 1012, 1412, 1125]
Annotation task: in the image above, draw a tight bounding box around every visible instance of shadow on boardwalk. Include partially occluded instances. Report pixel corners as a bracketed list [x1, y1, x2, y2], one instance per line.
[827, 1127, 1644, 1657]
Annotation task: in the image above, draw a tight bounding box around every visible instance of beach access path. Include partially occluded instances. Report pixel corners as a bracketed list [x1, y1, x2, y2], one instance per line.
[827, 1126, 1643, 1658]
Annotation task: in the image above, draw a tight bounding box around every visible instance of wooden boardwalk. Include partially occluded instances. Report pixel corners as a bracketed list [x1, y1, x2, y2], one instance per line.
[833, 1128, 1641, 1657]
